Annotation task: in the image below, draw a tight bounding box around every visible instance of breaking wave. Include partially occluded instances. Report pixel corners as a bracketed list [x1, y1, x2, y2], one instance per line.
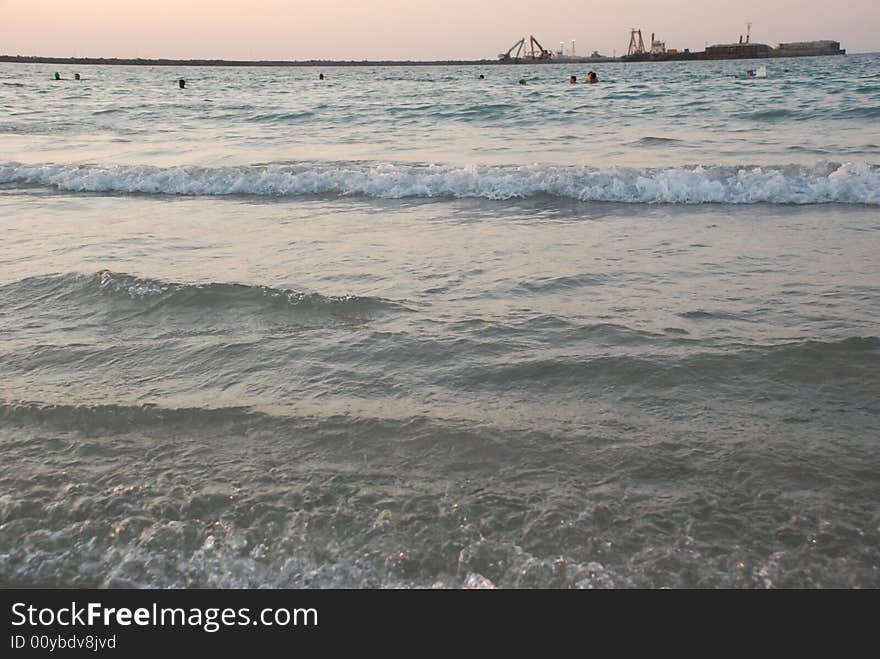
[94, 270, 392, 311]
[1, 160, 878, 204]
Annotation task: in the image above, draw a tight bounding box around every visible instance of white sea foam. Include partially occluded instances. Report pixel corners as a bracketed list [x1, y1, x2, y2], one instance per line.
[1, 161, 878, 204]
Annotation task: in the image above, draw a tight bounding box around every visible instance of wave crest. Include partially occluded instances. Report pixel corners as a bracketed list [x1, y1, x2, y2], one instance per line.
[1, 160, 878, 204]
[95, 270, 380, 310]
[0, 271, 401, 319]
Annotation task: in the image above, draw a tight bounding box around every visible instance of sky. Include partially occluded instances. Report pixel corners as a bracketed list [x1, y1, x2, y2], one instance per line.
[2, 0, 878, 60]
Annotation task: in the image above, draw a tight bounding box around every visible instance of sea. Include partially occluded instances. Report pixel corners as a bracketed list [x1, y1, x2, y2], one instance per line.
[1, 54, 878, 588]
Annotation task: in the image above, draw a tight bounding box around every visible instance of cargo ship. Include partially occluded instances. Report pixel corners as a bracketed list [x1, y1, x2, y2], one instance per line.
[619, 27, 845, 62]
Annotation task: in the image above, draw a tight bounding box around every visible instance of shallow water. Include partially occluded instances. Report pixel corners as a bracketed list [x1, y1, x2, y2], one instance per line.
[1, 56, 878, 588]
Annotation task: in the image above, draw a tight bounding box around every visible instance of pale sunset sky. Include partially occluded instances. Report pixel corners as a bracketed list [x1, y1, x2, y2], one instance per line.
[2, 0, 877, 60]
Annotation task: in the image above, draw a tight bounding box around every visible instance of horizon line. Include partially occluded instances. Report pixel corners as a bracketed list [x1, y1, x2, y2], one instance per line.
[1, 50, 873, 67]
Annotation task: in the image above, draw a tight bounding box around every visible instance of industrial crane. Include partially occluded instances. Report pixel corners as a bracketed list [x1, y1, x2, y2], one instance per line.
[498, 38, 525, 61]
[498, 35, 554, 62]
[627, 29, 646, 56]
[524, 35, 554, 59]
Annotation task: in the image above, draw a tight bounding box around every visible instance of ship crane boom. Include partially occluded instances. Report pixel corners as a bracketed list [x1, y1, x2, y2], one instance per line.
[498, 37, 525, 61]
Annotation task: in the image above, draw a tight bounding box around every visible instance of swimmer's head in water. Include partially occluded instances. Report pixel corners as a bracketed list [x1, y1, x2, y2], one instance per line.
[587, 71, 598, 83]
[479, 74, 484, 79]
[319, 73, 324, 80]
[179, 79, 186, 89]
[74, 73, 80, 80]
[569, 75, 577, 84]
[54, 72, 60, 80]
[519, 79, 527, 85]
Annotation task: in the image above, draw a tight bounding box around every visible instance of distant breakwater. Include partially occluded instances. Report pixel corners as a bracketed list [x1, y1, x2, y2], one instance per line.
[0, 53, 849, 68]
[0, 55, 612, 67]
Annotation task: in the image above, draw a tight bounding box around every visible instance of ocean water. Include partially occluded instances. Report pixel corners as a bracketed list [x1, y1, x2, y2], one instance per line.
[1, 55, 878, 588]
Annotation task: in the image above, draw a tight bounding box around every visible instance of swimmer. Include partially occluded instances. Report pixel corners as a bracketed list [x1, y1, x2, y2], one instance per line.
[569, 75, 577, 84]
[74, 73, 81, 81]
[319, 73, 324, 80]
[746, 70, 755, 77]
[53, 72, 61, 80]
[587, 71, 598, 84]
[479, 74, 484, 79]
[519, 78, 527, 85]
[179, 78, 186, 89]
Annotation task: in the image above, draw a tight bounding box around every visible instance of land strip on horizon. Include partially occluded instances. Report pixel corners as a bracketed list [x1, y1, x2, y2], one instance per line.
[0, 55, 612, 67]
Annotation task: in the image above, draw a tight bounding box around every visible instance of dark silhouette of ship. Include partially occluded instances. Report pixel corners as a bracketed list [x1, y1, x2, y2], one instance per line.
[621, 27, 845, 62]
